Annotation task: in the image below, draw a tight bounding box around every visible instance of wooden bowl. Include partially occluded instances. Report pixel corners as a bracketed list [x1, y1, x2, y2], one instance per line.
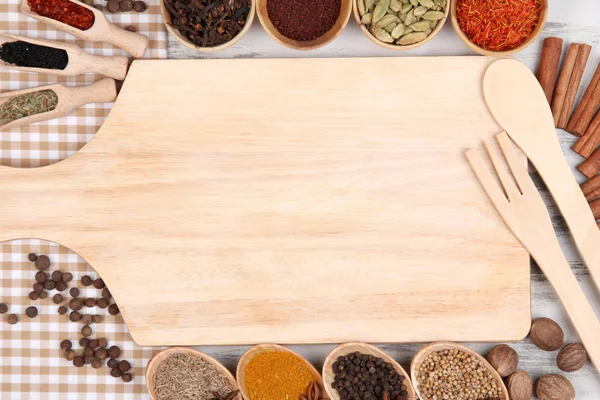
[146, 347, 239, 400]
[236, 344, 326, 400]
[450, 0, 548, 56]
[352, 0, 449, 50]
[410, 342, 509, 400]
[160, 0, 256, 52]
[322, 342, 416, 400]
[256, 0, 352, 50]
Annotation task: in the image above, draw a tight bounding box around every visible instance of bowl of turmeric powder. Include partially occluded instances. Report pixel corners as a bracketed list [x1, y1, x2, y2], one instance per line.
[236, 344, 326, 400]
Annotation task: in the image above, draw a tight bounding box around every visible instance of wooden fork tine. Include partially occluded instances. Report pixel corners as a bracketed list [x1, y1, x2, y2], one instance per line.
[496, 131, 534, 194]
[484, 139, 520, 201]
[466, 148, 509, 213]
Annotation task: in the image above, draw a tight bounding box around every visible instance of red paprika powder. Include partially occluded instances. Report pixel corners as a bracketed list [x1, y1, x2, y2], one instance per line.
[28, 0, 95, 31]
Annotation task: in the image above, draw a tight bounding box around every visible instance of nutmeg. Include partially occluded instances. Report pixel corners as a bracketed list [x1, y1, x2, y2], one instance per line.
[536, 374, 575, 400]
[530, 318, 564, 351]
[557, 343, 587, 372]
[506, 371, 533, 400]
[486, 344, 518, 377]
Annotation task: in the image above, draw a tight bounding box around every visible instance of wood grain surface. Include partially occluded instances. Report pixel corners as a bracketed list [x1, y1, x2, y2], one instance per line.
[0, 57, 530, 346]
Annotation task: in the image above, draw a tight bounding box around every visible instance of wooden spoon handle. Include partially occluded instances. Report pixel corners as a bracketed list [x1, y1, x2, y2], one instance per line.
[66, 78, 117, 108]
[105, 23, 149, 59]
[83, 54, 129, 80]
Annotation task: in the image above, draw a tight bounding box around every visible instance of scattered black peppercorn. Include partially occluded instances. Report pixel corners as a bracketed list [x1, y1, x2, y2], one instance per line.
[83, 347, 95, 357]
[82, 0, 93, 5]
[82, 314, 93, 325]
[98, 338, 108, 348]
[25, 306, 38, 318]
[111, 367, 122, 378]
[51, 271, 63, 282]
[108, 304, 120, 315]
[44, 280, 55, 291]
[82, 325, 93, 337]
[7, 314, 18, 324]
[122, 373, 133, 383]
[29, 291, 39, 301]
[60, 340, 72, 351]
[132, 0, 145, 12]
[55, 281, 68, 292]
[70, 287, 80, 298]
[96, 348, 108, 360]
[92, 359, 103, 369]
[28, 253, 38, 262]
[94, 4, 103, 10]
[62, 272, 73, 283]
[101, 288, 112, 300]
[33, 282, 44, 293]
[0, 303, 7, 314]
[58, 306, 68, 315]
[69, 298, 83, 311]
[119, 0, 133, 11]
[93, 279, 105, 289]
[93, 315, 103, 324]
[35, 271, 47, 283]
[107, 346, 121, 359]
[107, 358, 118, 368]
[39, 291, 48, 299]
[69, 311, 82, 322]
[97, 298, 109, 309]
[84, 356, 94, 365]
[331, 352, 409, 400]
[106, 0, 119, 12]
[35, 255, 51, 270]
[65, 350, 76, 361]
[73, 356, 85, 367]
[53, 294, 63, 304]
[81, 275, 93, 286]
[84, 298, 96, 307]
[79, 338, 89, 347]
[124, 25, 137, 32]
[88, 339, 99, 349]
[118, 360, 130, 373]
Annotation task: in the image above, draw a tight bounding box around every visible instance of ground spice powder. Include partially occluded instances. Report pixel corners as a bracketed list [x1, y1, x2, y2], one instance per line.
[267, 0, 341, 42]
[243, 351, 314, 400]
[28, 0, 95, 31]
[0, 41, 69, 70]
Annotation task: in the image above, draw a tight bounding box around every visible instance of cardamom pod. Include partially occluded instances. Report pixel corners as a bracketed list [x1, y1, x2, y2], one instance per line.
[403, 8, 416, 25]
[389, 0, 402, 12]
[383, 22, 397, 33]
[399, 13, 406, 22]
[430, 20, 438, 29]
[358, 0, 367, 16]
[421, 10, 444, 20]
[372, 27, 394, 43]
[401, 27, 414, 35]
[387, 8, 398, 16]
[361, 12, 373, 24]
[432, 5, 440, 10]
[409, 20, 431, 31]
[365, 0, 375, 12]
[398, 31, 428, 45]
[417, 0, 434, 7]
[433, 0, 442, 4]
[413, 5, 427, 16]
[401, 3, 412, 14]
[375, 14, 400, 27]
[372, 0, 391, 23]
[390, 23, 406, 38]
[409, 0, 418, 6]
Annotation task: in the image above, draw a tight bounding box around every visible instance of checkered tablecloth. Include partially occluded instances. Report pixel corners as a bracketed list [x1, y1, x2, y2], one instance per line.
[0, 0, 167, 397]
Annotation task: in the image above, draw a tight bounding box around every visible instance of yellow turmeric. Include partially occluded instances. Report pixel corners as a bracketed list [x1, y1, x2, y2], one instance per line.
[244, 351, 314, 400]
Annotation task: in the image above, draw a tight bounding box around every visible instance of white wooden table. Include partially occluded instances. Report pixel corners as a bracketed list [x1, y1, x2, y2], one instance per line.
[167, 0, 600, 397]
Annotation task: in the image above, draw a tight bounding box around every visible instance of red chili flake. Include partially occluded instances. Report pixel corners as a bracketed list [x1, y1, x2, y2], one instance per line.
[28, 0, 95, 31]
[456, 0, 541, 52]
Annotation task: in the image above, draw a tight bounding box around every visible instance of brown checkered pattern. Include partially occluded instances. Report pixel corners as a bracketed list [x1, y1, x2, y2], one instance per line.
[1, 0, 167, 397]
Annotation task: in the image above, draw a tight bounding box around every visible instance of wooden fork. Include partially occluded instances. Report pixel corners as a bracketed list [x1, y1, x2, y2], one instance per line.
[467, 131, 600, 373]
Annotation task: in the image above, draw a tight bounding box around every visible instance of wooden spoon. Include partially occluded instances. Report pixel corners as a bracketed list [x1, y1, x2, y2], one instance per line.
[322, 342, 416, 400]
[483, 59, 600, 293]
[146, 347, 239, 400]
[0, 78, 117, 131]
[20, 0, 149, 58]
[236, 344, 326, 400]
[410, 342, 508, 400]
[0, 33, 128, 79]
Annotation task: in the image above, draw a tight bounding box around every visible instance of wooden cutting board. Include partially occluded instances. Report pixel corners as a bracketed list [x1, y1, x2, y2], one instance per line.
[0, 57, 531, 346]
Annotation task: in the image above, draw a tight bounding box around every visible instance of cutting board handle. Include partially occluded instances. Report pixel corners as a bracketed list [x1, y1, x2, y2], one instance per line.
[106, 23, 149, 59]
[67, 78, 118, 108]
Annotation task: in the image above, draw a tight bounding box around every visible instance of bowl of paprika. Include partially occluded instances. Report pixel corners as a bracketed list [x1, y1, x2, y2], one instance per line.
[256, 0, 353, 50]
[450, 0, 548, 56]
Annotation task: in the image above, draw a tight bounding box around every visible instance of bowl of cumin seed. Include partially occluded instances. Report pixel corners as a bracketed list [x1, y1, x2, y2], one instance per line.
[161, 0, 256, 52]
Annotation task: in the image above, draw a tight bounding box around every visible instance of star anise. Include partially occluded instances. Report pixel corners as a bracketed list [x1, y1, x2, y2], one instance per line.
[210, 390, 239, 400]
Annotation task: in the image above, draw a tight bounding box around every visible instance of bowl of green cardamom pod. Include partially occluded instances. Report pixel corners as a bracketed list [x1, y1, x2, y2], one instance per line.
[354, 0, 448, 50]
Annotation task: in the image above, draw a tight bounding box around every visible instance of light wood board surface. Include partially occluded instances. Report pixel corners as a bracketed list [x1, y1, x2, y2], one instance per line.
[0, 57, 530, 346]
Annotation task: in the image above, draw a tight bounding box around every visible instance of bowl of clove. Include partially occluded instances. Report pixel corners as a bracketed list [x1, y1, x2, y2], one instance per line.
[161, 0, 256, 52]
[354, 0, 449, 50]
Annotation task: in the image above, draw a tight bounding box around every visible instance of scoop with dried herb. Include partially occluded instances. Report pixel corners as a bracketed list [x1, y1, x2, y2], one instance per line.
[153, 352, 237, 400]
[0, 89, 58, 125]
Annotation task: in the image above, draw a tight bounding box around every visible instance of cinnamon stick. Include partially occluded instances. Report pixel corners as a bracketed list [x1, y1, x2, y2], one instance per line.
[537, 37, 563, 104]
[558, 44, 592, 129]
[578, 147, 600, 178]
[552, 43, 580, 127]
[581, 175, 600, 200]
[590, 198, 600, 220]
[566, 63, 600, 136]
[573, 112, 600, 158]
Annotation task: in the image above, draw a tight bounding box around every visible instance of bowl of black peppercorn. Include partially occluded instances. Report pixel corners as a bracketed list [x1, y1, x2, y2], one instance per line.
[322, 342, 416, 400]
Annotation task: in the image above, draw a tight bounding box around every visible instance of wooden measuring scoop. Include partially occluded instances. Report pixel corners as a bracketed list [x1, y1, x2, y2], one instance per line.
[0, 34, 129, 80]
[0, 78, 117, 131]
[20, 0, 149, 58]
